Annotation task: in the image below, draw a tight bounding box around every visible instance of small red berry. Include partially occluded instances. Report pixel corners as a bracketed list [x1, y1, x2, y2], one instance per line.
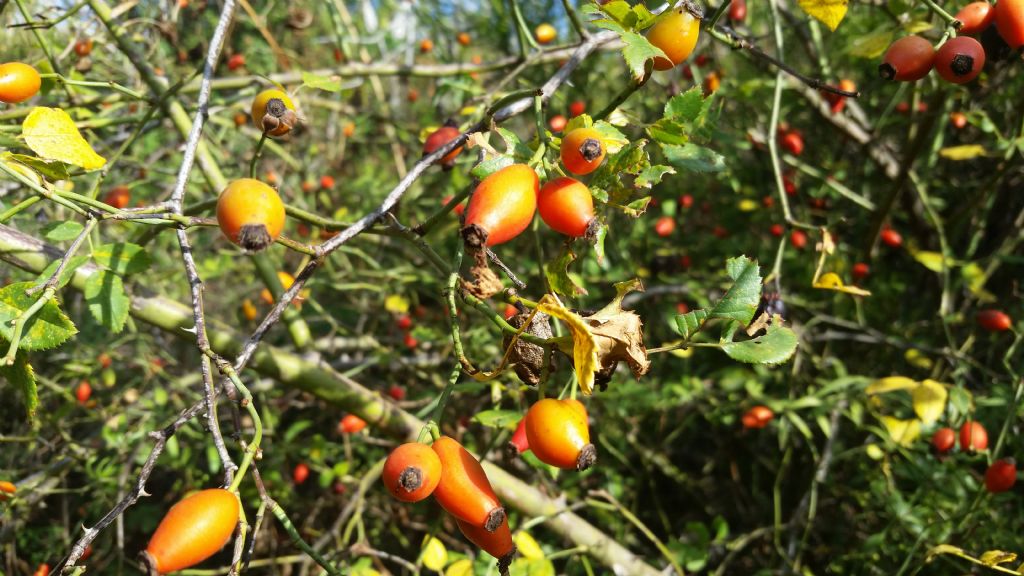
[680, 194, 693, 209]
[770, 224, 784, 237]
[388, 385, 406, 401]
[949, 111, 968, 129]
[781, 132, 804, 156]
[504, 303, 518, 320]
[548, 114, 567, 133]
[76, 380, 92, 405]
[977, 310, 1012, 332]
[931, 427, 955, 454]
[960, 421, 989, 451]
[227, 53, 245, 70]
[789, 230, 807, 249]
[339, 414, 367, 434]
[404, 333, 418, 349]
[880, 228, 902, 248]
[851, 262, 870, 281]
[729, 0, 747, 22]
[293, 462, 310, 485]
[396, 315, 413, 331]
[569, 100, 586, 117]
[742, 405, 774, 429]
[320, 175, 336, 190]
[985, 459, 1017, 493]
[654, 216, 675, 237]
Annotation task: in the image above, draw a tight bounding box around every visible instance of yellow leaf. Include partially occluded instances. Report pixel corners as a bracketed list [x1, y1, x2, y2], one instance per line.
[939, 145, 987, 160]
[880, 416, 920, 447]
[926, 544, 967, 563]
[866, 376, 917, 395]
[910, 250, 955, 272]
[21, 107, 106, 170]
[903, 20, 936, 34]
[421, 536, 449, 572]
[865, 443, 884, 460]
[912, 380, 947, 425]
[444, 559, 473, 576]
[384, 294, 410, 314]
[419, 125, 441, 143]
[667, 341, 695, 359]
[514, 530, 545, 559]
[737, 199, 758, 212]
[797, 0, 848, 31]
[904, 349, 933, 370]
[813, 272, 871, 296]
[537, 294, 600, 395]
[961, 262, 995, 302]
[980, 550, 1018, 566]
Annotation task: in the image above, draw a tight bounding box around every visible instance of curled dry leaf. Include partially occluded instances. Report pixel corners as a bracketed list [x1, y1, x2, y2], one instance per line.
[460, 227, 504, 299]
[502, 311, 554, 385]
[581, 279, 651, 392]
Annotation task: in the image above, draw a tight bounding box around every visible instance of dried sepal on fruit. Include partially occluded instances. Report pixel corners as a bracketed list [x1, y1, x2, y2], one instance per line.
[250, 88, 299, 138]
[502, 310, 555, 386]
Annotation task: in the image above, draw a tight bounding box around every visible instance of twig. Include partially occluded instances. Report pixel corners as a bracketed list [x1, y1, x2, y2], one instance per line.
[487, 248, 528, 289]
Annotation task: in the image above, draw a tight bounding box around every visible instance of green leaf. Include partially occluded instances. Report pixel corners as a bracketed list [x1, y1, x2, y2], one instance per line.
[0, 352, 38, 419]
[301, 71, 343, 92]
[621, 196, 652, 217]
[544, 246, 587, 297]
[664, 87, 708, 124]
[647, 119, 690, 146]
[673, 309, 709, 339]
[471, 409, 522, 429]
[493, 127, 522, 153]
[710, 256, 763, 325]
[84, 271, 129, 334]
[635, 164, 675, 188]
[661, 143, 726, 173]
[618, 30, 664, 80]
[0, 282, 77, 351]
[509, 558, 556, 576]
[42, 221, 84, 242]
[34, 255, 89, 290]
[721, 324, 798, 365]
[91, 242, 151, 276]
[592, 223, 608, 264]
[471, 155, 515, 179]
[7, 153, 71, 181]
[846, 29, 893, 58]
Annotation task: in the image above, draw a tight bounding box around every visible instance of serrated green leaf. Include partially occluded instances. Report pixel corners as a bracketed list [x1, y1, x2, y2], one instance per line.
[0, 352, 38, 419]
[545, 246, 587, 297]
[34, 255, 89, 290]
[619, 30, 664, 80]
[84, 271, 129, 334]
[301, 71, 343, 92]
[471, 409, 522, 428]
[622, 196, 651, 217]
[647, 119, 690, 146]
[91, 242, 151, 276]
[0, 282, 77, 351]
[673, 309, 709, 339]
[635, 165, 675, 188]
[661, 143, 726, 173]
[711, 256, 762, 324]
[42, 221, 84, 242]
[471, 155, 515, 179]
[664, 87, 707, 123]
[592, 223, 608, 264]
[721, 324, 798, 365]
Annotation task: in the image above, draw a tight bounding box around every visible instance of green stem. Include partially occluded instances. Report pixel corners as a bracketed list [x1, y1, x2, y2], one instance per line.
[560, 0, 589, 39]
[267, 499, 343, 575]
[249, 133, 268, 179]
[0, 196, 42, 223]
[225, 369, 263, 492]
[39, 74, 147, 100]
[509, 0, 541, 55]
[920, 0, 960, 27]
[594, 68, 651, 121]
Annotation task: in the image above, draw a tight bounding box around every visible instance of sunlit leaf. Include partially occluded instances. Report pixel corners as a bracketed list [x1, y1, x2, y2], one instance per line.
[0, 352, 37, 419]
[720, 323, 798, 365]
[939, 145, 987, 160]
[537, 295, 599, 395]
[980, 550, 1018, 567]
[797, 0, 848, 31]
[514, 530, 545, 559]
[911, 380, 948, 425]
[21, 107, 106, 170]
[813, 272, 871, 296]
[445, 559, 473, 576]
[384, 294, 410, 314]
[421, 536, 448, 572]
[0, 282, 77, 352]
[880, 416, 920, 447]
[866, 376, 917, 395]
[910, 250, 955, 272]
[926, 544, 967, 563]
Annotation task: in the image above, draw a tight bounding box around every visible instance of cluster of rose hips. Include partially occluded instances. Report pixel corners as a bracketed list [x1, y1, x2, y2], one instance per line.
[382, 398, 594, 573]
[932, 421, 1017, 493]
[880, 1, 1023, 84]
